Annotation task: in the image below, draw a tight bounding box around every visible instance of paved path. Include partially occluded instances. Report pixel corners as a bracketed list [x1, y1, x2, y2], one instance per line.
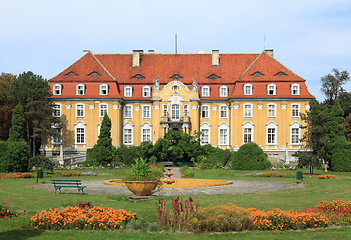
[35, 168, 304, 196]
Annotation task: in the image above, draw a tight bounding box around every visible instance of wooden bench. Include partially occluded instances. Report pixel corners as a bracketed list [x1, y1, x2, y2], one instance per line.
[51, 180, 86, 194]
[162, 161, 174, 167]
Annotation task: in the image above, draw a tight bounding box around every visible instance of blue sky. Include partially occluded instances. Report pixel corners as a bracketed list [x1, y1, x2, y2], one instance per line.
[1, 0, 351, 100]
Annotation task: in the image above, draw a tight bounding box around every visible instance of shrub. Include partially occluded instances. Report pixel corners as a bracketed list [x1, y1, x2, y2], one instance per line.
[259, 171, 287, 177]
[190, 203, 253, 233]
[0, 141, 30, 172]
[54, 171, 82, 177]
[231, 143, 271, 170]
[29, 155, 55, 171]
[180, 166, 195, 177]
[329, 140, 351, 172]
[193, 155, 218, 169]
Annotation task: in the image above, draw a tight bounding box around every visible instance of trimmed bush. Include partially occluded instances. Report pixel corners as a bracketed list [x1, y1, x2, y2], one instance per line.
[329, 140, 351, 172]
[0, 140, 30, 172]
[231, 143, 271, 170]
[29, 155, 55, 171]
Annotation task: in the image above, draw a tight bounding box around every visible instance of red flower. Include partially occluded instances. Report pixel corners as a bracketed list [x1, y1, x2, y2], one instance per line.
[189, 197, 193, 202]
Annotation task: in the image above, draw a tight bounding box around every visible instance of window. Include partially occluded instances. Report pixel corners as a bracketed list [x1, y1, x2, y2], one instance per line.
[202, 86, 210, 97]
[75, 121, 86, 145]
[242, 121, 254, 144]
[170, 74, 183, 79]
[66, 71, 77, 76]
[141, 123, 152, 143]
[291, 83, 300, 95]
[200, 123, 211, 145]
[220, 86, 228, 97]
[76, 84, 85, 95]
[143, 86, 151, 97]
[183, 104, 189, 117]
[52, 124, 62, 145]
[267, 104, 276, 118]
[267, 83, 276, 95]
[132, 74, 145, 79]
[267, 128, 276, 144]
[123, 123, 133, 145]
[76, 104, 85, 118]
[124, 105, 132, 119]
[53, 104, 61, 117]
[88, 71, 100, 76]
[244, 104, 252, 118]
[218, 123, 229, 146]
[291, 128, 300, 144]
[220, 105, 228, 119]
[162, 104, 168, 117]
[124, 86, 132, 97]
[252, 71, 264, 76]
[275, 71, 287, 76]
[142, 105, 151, 119]
[291, 104, 300, 118]
[244, 83, 252, 95]
[201, 105, 209, 119]
[53, 84, 62, 95]
[208, 74, 220, 79]
[171, 104, 180, 120]
[100, 84, 108, 95]
[99, 103, 108, 118]
[266, 121, 278, 145]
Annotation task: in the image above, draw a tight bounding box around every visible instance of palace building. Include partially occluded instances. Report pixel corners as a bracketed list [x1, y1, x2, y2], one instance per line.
[47, 49, 314, 160]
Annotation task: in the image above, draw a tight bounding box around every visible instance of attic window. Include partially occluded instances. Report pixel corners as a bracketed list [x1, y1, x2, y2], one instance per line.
[275, 71, 287, 76]
[132, 74, 145, 79]
[252, 71, 264, 76]
[208, 74, 220, 79]
[65, 71, 77, 76]
[170, 74, 183, 79]
[88, 72, 101, 76]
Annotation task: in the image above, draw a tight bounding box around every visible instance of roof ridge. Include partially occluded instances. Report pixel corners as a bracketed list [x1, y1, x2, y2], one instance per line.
[91, 52, 115, 80]
[237, 52, 263, 81]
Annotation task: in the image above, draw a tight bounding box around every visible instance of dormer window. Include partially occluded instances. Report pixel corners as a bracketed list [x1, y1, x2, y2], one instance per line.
[208, 74, 220, 79]
[53, 84, 62, 95]
[252, 71, 264, 76]
[170, 74, 183, 79]
[124, 86, 133, 97]
[88, 71, 101, 76]
[275, 71, 287, 76]
[143, 86, 151, 97]
[219, 86, 228, 97]
[76, 84, 85, 95]
[132, 74, 145, 79]
[65, 71, 77, 76]
[202, 86, 210, 97]
[267, 83, 276, 95]
[291, 83, 300, 95]
[244, 83, 252, 95]
[100, 84, 108, 95]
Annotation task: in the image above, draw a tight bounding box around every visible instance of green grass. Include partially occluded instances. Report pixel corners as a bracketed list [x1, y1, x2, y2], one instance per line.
[0, 168, 351, 239]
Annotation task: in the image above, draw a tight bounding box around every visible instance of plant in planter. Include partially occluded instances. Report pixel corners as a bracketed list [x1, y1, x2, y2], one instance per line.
[123, 157, 163, 196]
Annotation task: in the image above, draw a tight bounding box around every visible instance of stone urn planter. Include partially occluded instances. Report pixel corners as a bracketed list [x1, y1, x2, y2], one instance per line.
[124, 181, 158, 196]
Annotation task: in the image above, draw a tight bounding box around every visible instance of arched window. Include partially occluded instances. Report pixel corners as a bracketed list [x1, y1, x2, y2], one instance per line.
[200, 123, 211, 145]
[266, 121, 278, 145]
[141, 122, 152, 143]
[74, 121, 86, 145]
[123, 122, 134, 145]
[290, 121, 301, 145]
[218, 122, 229, 146]
[242, 121, 254, 144]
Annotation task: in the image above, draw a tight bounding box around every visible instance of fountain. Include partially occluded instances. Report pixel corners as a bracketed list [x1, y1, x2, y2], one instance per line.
[163, 167, 175, 185]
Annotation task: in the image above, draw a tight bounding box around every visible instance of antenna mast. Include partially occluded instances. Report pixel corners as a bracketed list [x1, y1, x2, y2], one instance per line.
[175, 33, 178, 54]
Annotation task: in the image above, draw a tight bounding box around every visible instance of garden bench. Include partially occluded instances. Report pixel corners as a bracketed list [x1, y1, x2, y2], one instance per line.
[162, 161, 174, 167]
[51, 180, 86, 194]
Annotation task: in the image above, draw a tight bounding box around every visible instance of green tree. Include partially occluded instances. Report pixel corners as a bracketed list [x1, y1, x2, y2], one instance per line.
[231, 142, 270, 170]
[8, 104, 25, 142]
[345, 113, 351, 141]
[0, 73, 16, 140]
[294, 151, 320, 174]
[321, 69, 350, 106]
[93, 114, 114, 166]
[338, 92, 351, 118]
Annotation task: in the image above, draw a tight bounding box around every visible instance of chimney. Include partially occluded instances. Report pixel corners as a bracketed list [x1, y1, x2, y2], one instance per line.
[198, 49, 205, 54]
[264, 49, 274, 57]
[132, 50, 143, 67]
[211, 50, 219, 66]
[83, 50, 90, 56]
[148, 49, 154, 54]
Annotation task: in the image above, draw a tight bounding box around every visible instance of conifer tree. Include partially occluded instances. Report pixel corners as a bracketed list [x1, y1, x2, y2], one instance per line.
[8, 104, 25, 141]
[93, 114, 114, 166]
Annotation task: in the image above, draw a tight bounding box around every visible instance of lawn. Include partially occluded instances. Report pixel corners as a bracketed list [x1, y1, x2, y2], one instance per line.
[0, 168, 351, 239]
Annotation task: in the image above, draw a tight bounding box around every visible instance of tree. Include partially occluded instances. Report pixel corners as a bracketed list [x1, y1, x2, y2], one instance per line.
[345, 113, 351, 141]
[8, 104, 25, 142]
[321, 69, 350, 106]
[231, 142, 270, 170]
[0, 73, 16, 140]
[8, 71, 55, 156]
[338, 92, 351, 118]
[92, 114, 114, 166]
[294, 151, 321, 174]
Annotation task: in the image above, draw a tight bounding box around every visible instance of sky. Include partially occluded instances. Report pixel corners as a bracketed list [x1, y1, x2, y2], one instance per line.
[1, 0, 351, 100]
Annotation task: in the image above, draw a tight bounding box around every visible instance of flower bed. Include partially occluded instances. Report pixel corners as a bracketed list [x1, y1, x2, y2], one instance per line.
[0, 173, 34, 178]
[30, 206, 136, 230]
[1, 201, 17, 218]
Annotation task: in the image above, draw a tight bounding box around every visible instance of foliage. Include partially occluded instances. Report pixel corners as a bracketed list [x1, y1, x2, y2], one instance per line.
[29, 155, 55, 171]
[345, 113, 351, 141]
[321, 69, 350, 106]
[191, 203, 253, 233]
[294, 151, 321, 174]
[29, 205, 136, 230]
[157, 197, 199, 232]
[54, 171, 83, 177]
[231, 142, 270, 170]
[0, 140, 30, 172]
[8, 104, 25, 142]
[329, 139, 351, 172]
[338, 92, 351, 118]
[0, 173, 34, 178]
[192, 155, 219, 169]
[0, 73, 16, 141]
[259, 171, 287, 177]
[0, 201, 17, 218]
[123, 158, 163, 183]
[222, 149, 232, 167]
[92, 114, 114, 166]
[180, 166, 195, 177]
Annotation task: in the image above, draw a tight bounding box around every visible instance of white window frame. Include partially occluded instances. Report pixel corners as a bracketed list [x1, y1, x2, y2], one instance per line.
[76, 103, 85, 118]
[141, 122, 152, 143]
[243, 103, 253, 118]
[124, 105, 132, 119]
[142, 105, 151, 119]
[219, 105, 228, 119]
[267, 103, 276, 118]
[171, 104, 180, 120]
[52, 123, 62, 145]
[202, 86, 210, 97]
[76, 84, 85, 95]
[123, 122, 133, 145]
[200, 123, 211, 146]
[183, 104, 189, 117]
[99, 103, 108, 118]
[142, 86, 151, 97]
[162, 104, 168, 117]
[218, 123, 229, 146]
[219, 86, 228, 97]
[201, 105, 210, 119]
[53, 103, 61, 118]
[74, 121, 86, 145]
[291, 103, 300, 118]
[242, 121, 254, 144]
[267, 83, 276, 95]
[266, 121, 278, 146]
[124, 86, 133, 97]
[53, 84, 62, 95]
[99, 84, 108, 95]
[244, 83, 252, 95]
[290, 121, 301, 145]
[291, 83, 300, 96]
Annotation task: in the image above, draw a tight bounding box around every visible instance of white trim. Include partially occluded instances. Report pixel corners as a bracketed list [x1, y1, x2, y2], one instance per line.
[99, 83, 109, 95]
[53, 103, 61, 118]
[53, 84, 62, 95]
[142, 105, 151, 119]
[75, 103, 85, 118]
[267, 103, 276, 118]
[140, 122, 152, 143]
[218, 122, 229, 146]
[142, 86, 151, 97]
[99, 103, 108, 118]
[201, 105, 210, 120]
[202, 86, 210, 97]
[291, 103, 300, 118]
[244, 83, 252, 95]
[267, 83, 276, 96]
[291, 83, 300, 96]
[266, 121, 278, 146]
[76, 84, 85, 95]
[124, 105, 133, 119]
[123, 122, 134, 145]
[290, 121, 302, 145]
[74, 121, 86, 145]
[219, 85, 228, 97]
[243, 103, 253, 118]
[242, 121, 254, 144]
[200, 122, 211, 145]
[124, 86, 133, 97]
[219, 105, 228, 120]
